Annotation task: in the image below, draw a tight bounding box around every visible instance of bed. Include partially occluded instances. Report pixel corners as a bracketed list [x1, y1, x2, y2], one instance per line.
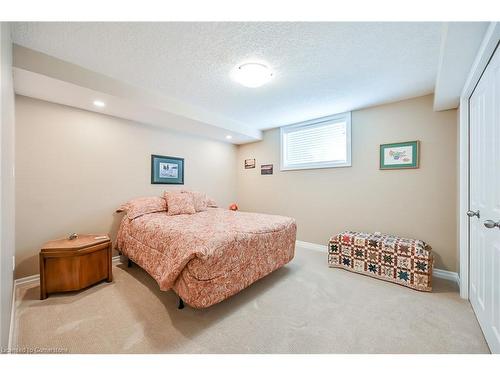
[115, 207, 297, 308]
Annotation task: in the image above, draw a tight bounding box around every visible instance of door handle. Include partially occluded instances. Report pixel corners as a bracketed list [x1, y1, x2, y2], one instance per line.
[467, 210, 480, 218]
[483, 220, 500, 229]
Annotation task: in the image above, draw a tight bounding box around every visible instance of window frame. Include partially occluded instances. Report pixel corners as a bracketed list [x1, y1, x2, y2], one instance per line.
[280, 112, 352, 171]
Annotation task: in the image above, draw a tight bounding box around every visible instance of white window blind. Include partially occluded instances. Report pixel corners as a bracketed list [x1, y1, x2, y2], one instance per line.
[280, 113, 351, 170]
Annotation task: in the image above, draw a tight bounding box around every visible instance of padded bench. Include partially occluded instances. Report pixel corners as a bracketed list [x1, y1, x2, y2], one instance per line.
[328, 231, 433, 291]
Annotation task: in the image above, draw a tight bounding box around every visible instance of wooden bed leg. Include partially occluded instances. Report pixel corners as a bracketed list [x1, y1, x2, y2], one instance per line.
[178, 297, 185, 310]
[127, 258, 132, 268]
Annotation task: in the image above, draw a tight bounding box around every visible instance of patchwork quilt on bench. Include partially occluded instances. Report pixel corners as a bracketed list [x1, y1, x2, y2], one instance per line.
[328, 231, 433, 292]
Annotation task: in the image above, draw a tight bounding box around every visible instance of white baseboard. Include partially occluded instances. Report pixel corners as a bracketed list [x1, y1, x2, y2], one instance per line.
[8, 278, 16, 352]
[8, 273, 42, 351]
[295, 240, 328, 253]
[295, 240, 460, 287]
[432, 268, 460, 285]
[8, 255, 121, 350]
[13, 273, 40, 286]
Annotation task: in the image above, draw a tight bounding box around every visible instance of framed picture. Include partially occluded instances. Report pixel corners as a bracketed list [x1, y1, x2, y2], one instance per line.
[261, 164, 273, 175]
[380, 141, 420, 170]
[244, 158, 256, 169]
[151, 154, 184, 184]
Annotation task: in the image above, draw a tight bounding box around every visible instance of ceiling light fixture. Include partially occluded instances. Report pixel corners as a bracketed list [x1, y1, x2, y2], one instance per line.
[93, 100, 106, 108]
[231, 62, 274, 88]
[225, 135, 233, 140]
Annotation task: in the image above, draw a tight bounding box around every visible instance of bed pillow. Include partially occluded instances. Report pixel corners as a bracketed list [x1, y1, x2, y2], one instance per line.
[164, 191, 196, 216]
[182, 190, 209, 212]
[206, 196, 218, 208]
[119, 196, 167, 220]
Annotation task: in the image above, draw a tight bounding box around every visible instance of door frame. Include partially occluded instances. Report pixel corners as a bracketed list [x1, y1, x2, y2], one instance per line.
[459, 22, 500, 299]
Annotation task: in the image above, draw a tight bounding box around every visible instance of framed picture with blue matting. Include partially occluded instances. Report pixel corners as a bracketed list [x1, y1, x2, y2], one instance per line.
[380, 141, 419, 170]
[151, 154, 184, 184]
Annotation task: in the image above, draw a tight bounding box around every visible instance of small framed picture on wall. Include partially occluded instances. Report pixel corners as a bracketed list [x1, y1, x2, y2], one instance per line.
[380, 141, 420, 170]
[244, 159, 256, 169]
[151, 154, 184, 184]
[261, 164, 273, 175]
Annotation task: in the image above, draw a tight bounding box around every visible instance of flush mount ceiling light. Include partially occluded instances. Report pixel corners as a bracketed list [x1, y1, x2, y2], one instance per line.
[93, 100, 106, 108]
[225, 135, 233, 140]
[231, 62, 274, 88]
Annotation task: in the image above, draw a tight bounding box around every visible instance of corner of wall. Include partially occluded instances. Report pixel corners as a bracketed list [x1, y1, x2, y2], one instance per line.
[0, 21, 16, 349]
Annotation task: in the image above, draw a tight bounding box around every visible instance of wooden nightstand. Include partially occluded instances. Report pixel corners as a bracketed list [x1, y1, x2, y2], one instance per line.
[39, 235, 113, 300]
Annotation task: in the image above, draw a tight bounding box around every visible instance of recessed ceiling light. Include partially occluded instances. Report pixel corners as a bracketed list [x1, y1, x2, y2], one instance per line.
[225, 135, 233, 140]
[231, 62, 274, 88]
[93, 100, 106, 108]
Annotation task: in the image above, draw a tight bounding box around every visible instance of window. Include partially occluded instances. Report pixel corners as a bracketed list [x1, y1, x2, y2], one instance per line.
[280, 112, 351, 170]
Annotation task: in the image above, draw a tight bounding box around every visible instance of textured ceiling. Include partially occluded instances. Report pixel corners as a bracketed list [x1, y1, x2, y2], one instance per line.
[12, 22, 443, 130]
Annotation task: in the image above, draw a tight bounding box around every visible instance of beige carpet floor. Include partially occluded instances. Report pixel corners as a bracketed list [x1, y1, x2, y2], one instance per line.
[11, 246, 490, 354]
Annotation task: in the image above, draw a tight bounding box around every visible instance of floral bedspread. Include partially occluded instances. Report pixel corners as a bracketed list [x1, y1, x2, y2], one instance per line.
[116, 208, 297, 307]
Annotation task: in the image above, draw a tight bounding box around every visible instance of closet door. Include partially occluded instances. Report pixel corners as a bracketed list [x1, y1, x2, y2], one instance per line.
[469, 45, 500, 354]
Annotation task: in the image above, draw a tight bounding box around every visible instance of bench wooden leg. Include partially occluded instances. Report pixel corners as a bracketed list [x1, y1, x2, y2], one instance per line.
[127, 258, 132, 268]
[40, 254, 47, 300]
[178, 297, 185, 310]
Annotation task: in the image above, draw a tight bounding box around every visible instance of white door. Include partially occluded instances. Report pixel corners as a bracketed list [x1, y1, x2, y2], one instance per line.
[469, 45, 500, 354]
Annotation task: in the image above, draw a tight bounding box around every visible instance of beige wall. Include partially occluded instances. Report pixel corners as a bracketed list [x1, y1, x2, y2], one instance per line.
[0, 22, 15, 348]
[15, 93, 459, 278]
[237, 95, 458, 271]
[15, 96, 237, 278]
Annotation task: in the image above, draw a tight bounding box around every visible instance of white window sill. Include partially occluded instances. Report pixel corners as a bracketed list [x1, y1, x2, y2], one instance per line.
[280, 162, 352, 171]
